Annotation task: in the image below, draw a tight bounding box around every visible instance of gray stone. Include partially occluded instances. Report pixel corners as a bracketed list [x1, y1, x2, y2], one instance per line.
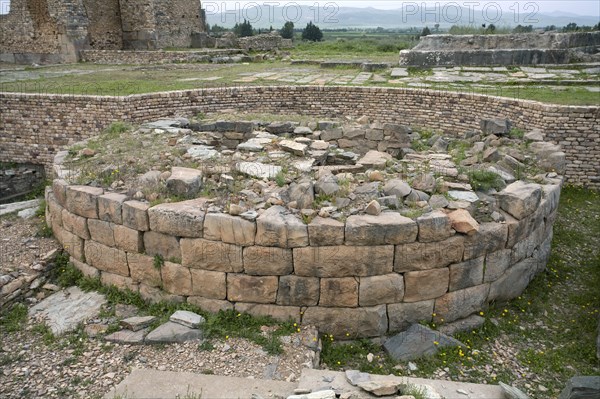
[390, 68, 409, 77]
[288, 181, 314, 209]
[28, 286, 107, 336]
[236, 162, 282, 180]
[438, 315, 485, 336]
[121, 316, 156, 332]
[377, 196, 401, 209]
[480, 118, 511, 136]
[280, 140, 308, 156]
[383, 324, 464, 361]
[170, 310, 205, 328]
[499, 382, 530, 399]
[345, 213, 417, 245]
[357, 380, 403, 396]
[315, 175, 340, 196]
[429, 195, 449, 209]
[105, 328, 148, 345]
[237, 140, 265, 152]
[293, 126, 313, 135]
[365, 200, 381, 216]
[345, 370, 371, 386]
[411, 173, 436, 193]
[357, 150, 392, 169]
[497, 181, 542, 220]
[187, 145, 219, 160]
[558, 376, 600, 399]
[145, 321, 204, 344]
[266, 121, 294, 134]
[448, 190, 479, 203]
[166, 167, 202, 196]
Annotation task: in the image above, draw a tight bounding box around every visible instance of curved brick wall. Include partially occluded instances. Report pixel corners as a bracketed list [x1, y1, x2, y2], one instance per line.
[46, 157, 562, 338]
[1, 86, 598, 187]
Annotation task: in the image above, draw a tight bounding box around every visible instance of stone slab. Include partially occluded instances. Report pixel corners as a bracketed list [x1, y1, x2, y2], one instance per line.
[145, 321, 203, 344]
[169, 310, 205, 328]
[105, 328, 148, 345]
[383, 324, 464, 362]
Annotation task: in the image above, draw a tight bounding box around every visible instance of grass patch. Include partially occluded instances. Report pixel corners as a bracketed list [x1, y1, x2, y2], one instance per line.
[468, 169, 505, 191]
[0, 303, 28, 333]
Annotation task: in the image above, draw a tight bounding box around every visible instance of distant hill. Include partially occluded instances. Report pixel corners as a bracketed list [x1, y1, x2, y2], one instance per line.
[205, 5, 599, 30]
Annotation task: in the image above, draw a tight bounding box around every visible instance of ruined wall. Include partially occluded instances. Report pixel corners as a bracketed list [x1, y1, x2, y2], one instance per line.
[119, 0, 157, 50]
[82, 0, 123, 50]
[154, 0, 204, 48]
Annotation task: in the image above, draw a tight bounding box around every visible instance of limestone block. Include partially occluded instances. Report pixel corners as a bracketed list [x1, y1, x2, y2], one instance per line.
[434, 284, 490, 324]
[65, 185, 103, 219]
[70, 257, 99, 278]
[61, 209, 90, 239]
[127, 253, 162, 287]
[308, 216, 345, 246]
[52, 179, 68, 207]
[277, 276, 320, 306]
[449, 256, 484, 291]
[416, 211, 454, 242]
[166, 167, 202, 196]
[47, 193, 64, 228]
[301, 305, 388, 338]
[98, 192, 127, 224]
[387, 300, 434, 332]
[359, 274, 404, 306]
[148, 199, 206, 238]
[255, 206, 308, 248]
[505, 208, 544, 248]
[497, 181, 542, 220]
[234, 303, 301, 322]
[446, 209, 479, 235]
[319, 278, 359, 307]
[190, 269, 226, 299]
[227, 274, 278, 303]
[484, 249, 511, 283]
[88, 219, 115, 247]
[463, 222, 507, 260]
[204, 212, 255, 246]
[187, 297, 233, 313]
[488, 258, 538, 301]
[293, 245, 394, 277]
[53, 224, 84, 261]
[84, 241, 129, 277]
[243, 246, 293, 276]
[122, 200, 150, 231]
[114, 225, 143, 252]
[101, 272, 138, 292]
[161, 262, 193, 296]
[139, 284, 184, 304]
[180, 238, 243, 272]
[403, 268, 449, 302]
[345, 213, 417, 245]
[395, 236, 464, 272]
[143, 231, 181, 261]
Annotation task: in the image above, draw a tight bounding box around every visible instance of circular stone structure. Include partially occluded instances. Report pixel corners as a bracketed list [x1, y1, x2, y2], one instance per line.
[46, 114, 564, 338]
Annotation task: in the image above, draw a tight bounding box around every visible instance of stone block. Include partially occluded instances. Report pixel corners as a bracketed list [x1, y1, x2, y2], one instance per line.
[243, 246, 293, 276]
[166, 167, 202, 196]
[434, 284, 490, 324]
[395, 236, 464, 272]
[122, 201, 150, 231]
[52, 179, 68, 207]
[227, 274, 278, 303]
[61, 209, 90, 239]
[359, 274, 404, 306]
[308, 217, 345, 246]
[53, 224, 84, 261]
[345, 213, 417, 245]
[255, 205, 308, 248]
[416, 211, 454, 242]
[98, 193, 127, 224]
[301, 305, 388, 338]
[70, 257, 99, 278]
[505, 208, 543, 248]
[114, 225, 143, 252]
[65, 185, 103, 219]
[511, 223, 546, 264]
[139, 284, 184, 304]
[277, 276, 320, 306]
[101, 272, 138, 292]
[403, 268, 449, 302]
[187, 297, 233, 313]
[484, 249, 511, 283]
[384, 324, 463, 362]
[319, 278, 359, 307]
[204, 213, 255, 245]
[161, 262, 193, 296]
[558, 376, 600, 399]
[447, 209, 479, 235]
[190, 269, 226, 299]
[148, 199, 206, 238]
[293, 245, 394, 277]
[88, 219, 115, 247]
[181, 238, 243, 272]
[85, 240, 129, 276]
[497, 181, 542, 220]
[143, 231, 181, 261]
[127, 253, 162, 287]
[47, 193, 63, 228]
[438, 315, 485, 336]
[235, 303, 301, 322]
[387, 300, 434, 332]
[488, 258, 538, 301]
[463, 222, 507, 260]
[449, 256, 484, 291]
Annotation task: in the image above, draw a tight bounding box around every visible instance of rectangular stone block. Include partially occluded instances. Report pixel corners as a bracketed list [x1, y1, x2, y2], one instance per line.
[463, 222, 507, 260]
[190, 269, 226, 299]
[98, 192, 127, 224]
[234, 303, 300, 323]
[277, 275, 320, 306]
[65, 185, 103, 219]
[227, 274, 278, 304]
[395, 236, 464, 272]
[308, 216, 345, 246]
[181, 238, 243, 272]
[488, 258, 538, 302]
[143, 231, 181, 261]
[319, 278, 358, 307]
[52, 224, 84, 261]
[122, 200, 149, 231]
[403, 268, 449, 302]
[187, 297, 233, 313]
[161, 262, 193, 296]
[359, 274, 404, 306]
[70, 257, 99, 278]
[88, 219, 115, 247]
[148, 199, 206, 238]
[52, 179, 68, 207]
[387, 300, 434, 332]
[345, 213, 417, 245]
[127, 252, 162, 287]
[140, 284, 184, 305]
[243, 246, 293, 276]
[301, 305, 388, 338]
[114, 225, 143, 253]
[416, 211, 454, 242]
[484, 249, 511, 283]
[47, 193, 63, 228]
[505, 207, 544, 248]
[204, 213, 255, 246]
[433, 284, 490, 324]
[293, 245, 394, 277]
[449, 256, 484, 291]
[101, 272, 138, 292]
[61, 209, 90, 239]
[85, 240, 129, 276]
[511, 222, 546, 264]
[255, 205, 308, 248]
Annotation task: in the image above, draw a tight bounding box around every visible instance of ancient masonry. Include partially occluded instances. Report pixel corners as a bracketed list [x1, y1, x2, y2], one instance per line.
[0, 0, 206, 64]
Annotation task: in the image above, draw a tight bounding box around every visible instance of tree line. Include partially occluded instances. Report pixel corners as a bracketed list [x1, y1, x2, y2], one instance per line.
[207, 21, 323, 41]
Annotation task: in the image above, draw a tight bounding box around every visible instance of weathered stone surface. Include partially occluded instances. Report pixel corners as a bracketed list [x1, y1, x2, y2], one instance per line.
[166, 167, 202, 196]
[98, 192, 127, 224]
[558, 376, 600, 399]
[122, 200, 150, 231]
[308, 217, 345, 246]
[161, 262, 192, 296]
[47, 193, 64, 228]
[365, 200, 381, 216]
[127, 253, 162, 287]
[204, 212, 255, 246]
[357, 150, 392, 169]
[277, 276, 320, 306]
[395, 236, 464, 272]
[61, 209, 90, 239]
[434, 284, 490, 324]
[145, 321, 203, 344]
[505, 208, 544, 248]
[449, 257, 484, 291]
[499, 382, 530, 399]
[53, 224, 84, 261]
[189, 269, 226, 299]
[187, 297, 233, 313]
[359, 274, 404, 306]
[170, 310, 205, 328]
[148, 199, 206, 238]
[52, 179, 68, 207]
[100, 272, 138, 292]
[497, 181, 542, 220]
[294, 245, 393, 277]
[447, 209, 479, 235]
[143, 231, 181, 261]
[114, 225, 143, 252]
[227, 274, 278, 303]
[70, 256, 99, 278]
[383, 179, 411, 198]
[105, 328, 148, 345]
[121, 316, 156, 332]
[480, 118, 511, 135]
[302, 305, 388, 338]
[403, 268, 449, 302]
[319, 278, 359, 307]
[388, 300, 434, 332]
[411, 173, 437, 193]
[29, 286, 107, 336]
[236, 162, 282, 180]
[345, 370, 371, 386]
[85, 240, 129, 276]
[139, 284, 184, 305]
[234, 303, 301, 323]
[484, 249, 512, 283]
[288, 181, 314, 209]
[488, 258, 537, 301]
[181, 238, 243, 272]
[357, 380, 403, 396]
[416, 211, 454, 242]
[383, 324, 463, 361]
[243, 246, 293, 276]
[463, 222, 507, 260]
[438, 314, 485, 336]
[315, 174, 340, 196]
[256, 206, 308, 248]
[279, 139, 307, 156]
[345, 213, 417, 245]
[65, 185, 103, 219]
[88, 219, 115, 247]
